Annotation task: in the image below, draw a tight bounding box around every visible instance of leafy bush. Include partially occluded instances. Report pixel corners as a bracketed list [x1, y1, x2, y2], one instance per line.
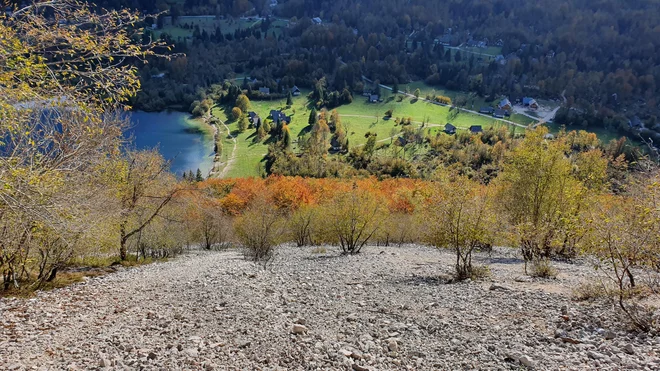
[234, 197, 286, 265]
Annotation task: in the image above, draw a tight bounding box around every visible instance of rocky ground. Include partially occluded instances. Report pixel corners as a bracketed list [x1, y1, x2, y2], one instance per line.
[2, 245, 660, 370]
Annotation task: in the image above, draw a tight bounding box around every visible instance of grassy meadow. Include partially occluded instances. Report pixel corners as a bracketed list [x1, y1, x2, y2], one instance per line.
[212, 88, 523, 178]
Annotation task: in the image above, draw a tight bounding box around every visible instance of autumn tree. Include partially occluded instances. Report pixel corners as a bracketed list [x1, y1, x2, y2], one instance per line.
[584, 175, 660, 331]
[113, 151, 182, 261]
[238, 114, 249, 132]
[236, 94, 251, 113]
[496, 127, 588, 275]
[234, 196, 286, 265]
[232, 106, 243, 120]
[423, 177, 496, 280]
[0, 1, 165, 287]
[321, 185, 386, 254]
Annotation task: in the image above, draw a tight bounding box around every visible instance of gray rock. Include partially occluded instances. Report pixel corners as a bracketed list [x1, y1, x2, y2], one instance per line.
[99, 358, 111, 368]
[292, 324, 308, 334]
[184, 348, 199, 358]
[519, 355, 534, 368]
[388, 340, 398, 352]
[604, 330, 616, 340]
[623, 343, 635, 354]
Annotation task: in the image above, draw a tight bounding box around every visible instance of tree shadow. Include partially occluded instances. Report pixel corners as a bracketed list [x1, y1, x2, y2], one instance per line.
[410, 98, 419, 104]
[297, 124, 313, 137]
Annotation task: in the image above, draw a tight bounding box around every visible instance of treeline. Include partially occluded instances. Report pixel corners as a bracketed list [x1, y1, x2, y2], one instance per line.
[194, 134, 660, 329]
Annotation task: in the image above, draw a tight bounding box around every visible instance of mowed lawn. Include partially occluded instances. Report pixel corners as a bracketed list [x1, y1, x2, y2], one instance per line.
[212, 89, 521, 178]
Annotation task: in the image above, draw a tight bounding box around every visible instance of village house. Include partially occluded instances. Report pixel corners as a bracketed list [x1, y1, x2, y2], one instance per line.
[444, 123, 457, 135]
[493, 109, 507, 119]
[479, 107, 494, 114]
[270, 110, 291, 124]
[259, 87, 271, 95]
[312, 17, 322, 24]
[248, 112, 262, 128]
[498, 98, 512, 110]
[291, 86, 301, 96]
[522, 97, 539, 109]
[369, 94, 380, 103]
[469, 125, 483, 134]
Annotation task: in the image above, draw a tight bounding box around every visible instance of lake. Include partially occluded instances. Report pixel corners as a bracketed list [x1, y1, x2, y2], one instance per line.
[128, 111, 215, 176]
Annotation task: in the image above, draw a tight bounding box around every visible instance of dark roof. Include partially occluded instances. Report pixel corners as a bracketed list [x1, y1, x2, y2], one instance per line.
[445, 123, 456, 131]
[479, 107, 494, 113]
[522, 97, 536, 105]
[369, 94, 379, 101]
[292, 86, 301, 92]
[270, 110, 290, 124]
[469, 125, 483, 133]
[493, 109, 506, 117]
[498, 98, 511, 107]
[248, 111, 259, 120]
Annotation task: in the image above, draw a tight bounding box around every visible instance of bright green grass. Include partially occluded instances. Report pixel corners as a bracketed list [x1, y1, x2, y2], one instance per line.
[459, 46, 502, 56]
[211, 88, 525, 178]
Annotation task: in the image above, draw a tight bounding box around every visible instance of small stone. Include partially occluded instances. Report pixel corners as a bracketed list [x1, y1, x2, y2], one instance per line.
[587, 350, 606, 360]
[99, 358, 111, 368]
[185, 348, 199, 358]
[339, 349, 353, 357]
[604, 330, 616, 340]
[292, 324, 308, 334]
[560, 305, 569, 315]
[519, 355, 534, 367]
[388, 340, 398, 352]
[238, 340, 251, 348]
[623, 343, 635, 354]
[352, 364, 369, 371]
[147, 352, 157, 360]
[350, 350, 364, 360]
[8, 364, 23, 371]
[295, 318, 306, 325]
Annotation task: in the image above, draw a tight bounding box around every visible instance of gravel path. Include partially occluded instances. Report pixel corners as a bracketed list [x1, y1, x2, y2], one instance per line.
[2, 246, 659, 370]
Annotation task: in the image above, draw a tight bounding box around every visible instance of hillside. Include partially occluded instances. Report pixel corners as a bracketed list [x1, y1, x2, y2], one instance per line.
[3, 246, 659, 370]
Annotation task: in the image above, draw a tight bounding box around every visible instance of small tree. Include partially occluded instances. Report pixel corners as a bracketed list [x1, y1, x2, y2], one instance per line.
[289, 205, 320, 247]
[392, 82, 399, 95]
[322, 186, 386, 254]
[236, 94, 251, 113]
[423, 177, 496, 280]
[414, 88, 421, 99]
[286, 91, 293, 106]
[234, 197, 286, 265]
[232, 106, 243, 120]
[238, 114, 249, 132]
[584, 178, 660, 331]
[196, 168, 204, 182]
[385, 109, 394, 118]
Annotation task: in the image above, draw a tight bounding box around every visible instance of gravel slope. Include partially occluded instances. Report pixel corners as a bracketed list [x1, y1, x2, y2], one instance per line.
[1, 246, 659, 370]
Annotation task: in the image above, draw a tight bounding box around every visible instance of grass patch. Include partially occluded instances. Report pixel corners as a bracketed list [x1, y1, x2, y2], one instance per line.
[212, 87, 524, 178]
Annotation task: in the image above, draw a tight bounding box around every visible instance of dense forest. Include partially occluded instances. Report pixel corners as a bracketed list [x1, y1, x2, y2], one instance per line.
[86, 0, 660, 147]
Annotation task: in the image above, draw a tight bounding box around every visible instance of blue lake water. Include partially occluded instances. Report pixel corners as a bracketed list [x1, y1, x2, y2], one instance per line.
[128, 111, 214, 176]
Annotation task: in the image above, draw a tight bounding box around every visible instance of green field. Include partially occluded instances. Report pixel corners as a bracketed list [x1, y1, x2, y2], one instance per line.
[154, 16, 288, 42]
[212, 88, 521, 178]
